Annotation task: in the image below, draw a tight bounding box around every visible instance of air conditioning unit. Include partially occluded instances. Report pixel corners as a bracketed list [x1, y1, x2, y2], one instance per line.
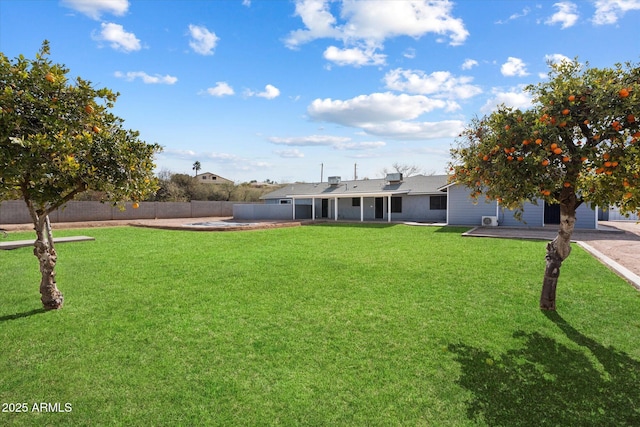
[482, 216, 498, 226]
[386, 173, 403, 183]
[328, 176, 341, 185]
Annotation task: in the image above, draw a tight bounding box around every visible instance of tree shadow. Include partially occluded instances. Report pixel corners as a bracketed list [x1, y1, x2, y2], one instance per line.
[448, 312, 640, 426]
[0, 308, 47, 322]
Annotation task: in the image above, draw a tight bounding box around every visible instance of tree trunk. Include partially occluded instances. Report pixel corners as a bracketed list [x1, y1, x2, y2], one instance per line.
[540, 191, 579, 310]
[34, 215, 64, 310]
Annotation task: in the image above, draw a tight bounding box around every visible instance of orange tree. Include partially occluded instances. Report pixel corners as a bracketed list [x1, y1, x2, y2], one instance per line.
[450, 59, 640, 310]
[0, 41, 161, 309]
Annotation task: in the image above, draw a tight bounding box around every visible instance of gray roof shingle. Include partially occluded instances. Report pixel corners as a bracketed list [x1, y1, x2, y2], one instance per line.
[261, 174, 449, 199]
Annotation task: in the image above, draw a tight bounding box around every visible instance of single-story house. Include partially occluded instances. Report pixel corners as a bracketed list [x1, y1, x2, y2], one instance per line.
[249, 173, 601, 229]
[259, 174, 449, 223]
[196, 172, 233, 185]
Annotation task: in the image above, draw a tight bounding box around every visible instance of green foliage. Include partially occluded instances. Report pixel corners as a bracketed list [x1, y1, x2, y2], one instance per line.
[450, 59, 640, 217]
[0, 41, 161, 216]
[1, 225, 639, 425]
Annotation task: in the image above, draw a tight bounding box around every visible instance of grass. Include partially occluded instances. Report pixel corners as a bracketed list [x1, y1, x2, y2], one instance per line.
[1, 223, 639, 426]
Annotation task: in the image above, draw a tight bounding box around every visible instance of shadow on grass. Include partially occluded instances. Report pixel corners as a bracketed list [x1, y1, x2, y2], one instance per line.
[0, 308, 47, 322]
[448, 312, 640, 426]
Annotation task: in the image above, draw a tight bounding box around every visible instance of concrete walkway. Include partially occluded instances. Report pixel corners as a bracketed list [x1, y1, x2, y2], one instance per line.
[463, 221, 640, 290]
[0, 236, 95, 250]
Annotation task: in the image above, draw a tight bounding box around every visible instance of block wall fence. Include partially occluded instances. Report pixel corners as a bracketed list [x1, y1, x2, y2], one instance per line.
[0, 200, 244, 224]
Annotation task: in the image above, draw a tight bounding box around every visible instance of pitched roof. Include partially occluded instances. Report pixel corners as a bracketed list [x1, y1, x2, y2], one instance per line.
[261, 174, 449, 199]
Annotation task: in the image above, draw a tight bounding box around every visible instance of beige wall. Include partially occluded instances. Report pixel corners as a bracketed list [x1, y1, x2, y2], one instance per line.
[0, 200, 239, 224]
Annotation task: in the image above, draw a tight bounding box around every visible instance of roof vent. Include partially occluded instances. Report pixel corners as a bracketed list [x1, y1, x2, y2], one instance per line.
[386, 173, 403, 183]
[328, 176, 341, 185]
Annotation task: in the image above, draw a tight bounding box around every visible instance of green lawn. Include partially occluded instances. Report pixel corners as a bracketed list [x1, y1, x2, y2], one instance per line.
[1, 224, 639, 426]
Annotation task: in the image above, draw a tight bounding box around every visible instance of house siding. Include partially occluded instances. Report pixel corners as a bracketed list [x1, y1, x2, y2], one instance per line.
[499, 201, 544, 227]
[447, 185, 497, 226]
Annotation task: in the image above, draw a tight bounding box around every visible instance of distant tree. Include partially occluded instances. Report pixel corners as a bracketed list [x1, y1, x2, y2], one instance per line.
[192, 161, 201, 177]
[450, 59, 640, 310]
[380, 162, 424, 178]
[0, 41, 161, 309]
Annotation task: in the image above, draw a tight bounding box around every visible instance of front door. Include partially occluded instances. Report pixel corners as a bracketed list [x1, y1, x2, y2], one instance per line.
[544, 202, 561, 225]
[321, 199, 329, 218]
[375, 197, 384, 219]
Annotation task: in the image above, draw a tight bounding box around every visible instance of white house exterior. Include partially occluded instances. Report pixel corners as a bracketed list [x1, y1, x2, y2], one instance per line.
[252, 174, 600, 229]
[259, 174, 449, 223]
[443, 183, 598, 229]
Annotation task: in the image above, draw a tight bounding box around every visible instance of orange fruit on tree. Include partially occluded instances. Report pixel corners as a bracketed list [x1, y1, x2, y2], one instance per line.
[583, 119, 590, 125]
[553, 148, 563, 155]
[92, 125, 101, 133]
[45, 72, 55, 82]
[85, 105, 94, 114]
[603, 152, 610, 160]
[624, 192, 633, 199]
[523, 139, 530, 145]
[517, 156, 524, 161]
[535, 138, 543, 145]
[563, 182, 571, 188]
[619, 88, 630, 98]
[611, 161, 619, 167]
[623, 180, 630, 187]
[580, 156, 588, 162]
[568, 95, 575, 102]
[132, 202, 140, 209]
[505, 125, 511, 130]
[559, 121, 567, 127]
[483, 155, 489, 161]
[604, 161, 612, 167]
[507, 156, 513, 161]
[562, 156, 570, 162]
[541, 159, 550, 166]
[627, 114, 635, 123]
[562, 109, 570, 115]
[550, 143, 558, 150]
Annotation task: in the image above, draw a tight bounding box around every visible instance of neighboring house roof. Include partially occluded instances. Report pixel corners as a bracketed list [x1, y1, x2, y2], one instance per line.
[261, 174, 449, 199]
[196, 172, 233, 184]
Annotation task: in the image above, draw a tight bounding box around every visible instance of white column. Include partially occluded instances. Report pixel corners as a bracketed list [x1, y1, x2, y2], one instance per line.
[334, 197, 338, 221]
[360, 196, 364, 222]
[292, 198, 296, 220]
[312, 197, 316, 220]
[388, 195, 392, 222]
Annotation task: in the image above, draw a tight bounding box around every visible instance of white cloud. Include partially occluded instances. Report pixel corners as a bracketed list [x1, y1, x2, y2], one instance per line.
[285, 0, 469, 55]
[269, 135, 385, 150]
[269, 135, 351, 147]
[93, 22, 141, 52]
[544, 53, 572, 65]
[480, 87, 533, 114]
[403, 48, 416, 59]
[501, 57, 529, 77]
[323, 45, 386, 67]
[205, 82, 234, 97]
[61, 0, 128, 20]
[307, 92, 463, 140]
[545, 2, 579, 29]
[246, 84, 280, 99]
[188, 24, 219, 55]
[308, 92, 447, 127]
[461, 59, 478, 70]
[496, 7, 531, 24]
[274, 149, 305, 158]
[360, 120, 464, 140]
[593, 0, 640, 25]
[383, 68, 482, 100]
[114, 71, 177, 84]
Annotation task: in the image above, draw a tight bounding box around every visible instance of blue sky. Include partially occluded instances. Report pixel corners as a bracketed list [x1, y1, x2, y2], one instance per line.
[2, 0, 640, 183]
